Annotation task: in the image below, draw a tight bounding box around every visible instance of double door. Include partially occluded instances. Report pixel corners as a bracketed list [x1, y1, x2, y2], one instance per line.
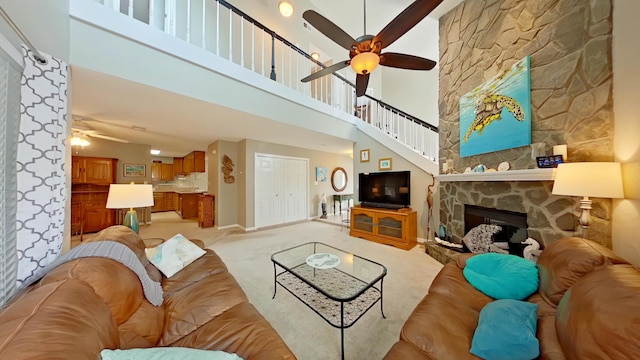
[255, 154, 308, 228]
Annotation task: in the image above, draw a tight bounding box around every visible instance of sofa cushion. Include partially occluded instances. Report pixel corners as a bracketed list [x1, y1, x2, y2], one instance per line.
[400, 292, 487, 360]
[169, 302, 296, 360]
[101, 347, 242, 360]
[0, 280, 119, 359]
[162, 250, 229, 294]
[39, 257, 146, 325]
[145, 234, 206, 278]
[537, 237, 627, 306]
[383, 341, 436, 360]
[463, 253, 539, 300]
[159, 271, 248, 346]
[555, 265, 640, 359]
[470, 299, 539, 360]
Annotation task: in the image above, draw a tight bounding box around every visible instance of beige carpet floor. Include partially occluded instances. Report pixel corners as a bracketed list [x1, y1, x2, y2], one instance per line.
[139, 212, 443, 360]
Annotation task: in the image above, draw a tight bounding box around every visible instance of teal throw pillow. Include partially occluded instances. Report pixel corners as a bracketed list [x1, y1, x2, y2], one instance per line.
[470, 299, 539, 360]
[101, 347, 243, 360]
[463, 253, 539, 300]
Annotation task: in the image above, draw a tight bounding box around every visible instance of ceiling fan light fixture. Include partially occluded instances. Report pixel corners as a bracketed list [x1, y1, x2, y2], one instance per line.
[71, 133, 90, 147]
[350, 52, 379, 75]
[278, 1, 294, 17]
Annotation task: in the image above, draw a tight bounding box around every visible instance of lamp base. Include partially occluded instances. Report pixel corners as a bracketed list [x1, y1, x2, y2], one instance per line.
[123, 209, 139, 234]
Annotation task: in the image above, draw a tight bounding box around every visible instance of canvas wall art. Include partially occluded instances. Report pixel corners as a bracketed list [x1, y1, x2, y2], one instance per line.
[459, 56, 531, 157]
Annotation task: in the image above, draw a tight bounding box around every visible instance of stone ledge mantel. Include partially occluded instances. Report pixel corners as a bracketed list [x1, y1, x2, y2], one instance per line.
[436, 168, 556, 182]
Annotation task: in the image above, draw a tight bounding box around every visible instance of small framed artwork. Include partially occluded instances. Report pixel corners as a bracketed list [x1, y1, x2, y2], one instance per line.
[124, 163, 146, 177]
[316, 166, 327, 182]
[378, 158, 392, 171]
[360, 149, 370, 162]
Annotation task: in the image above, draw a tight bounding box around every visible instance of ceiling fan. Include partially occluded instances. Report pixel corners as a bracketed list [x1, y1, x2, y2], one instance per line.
[301, 0, 442, 97]
[71, 116, 130, 144]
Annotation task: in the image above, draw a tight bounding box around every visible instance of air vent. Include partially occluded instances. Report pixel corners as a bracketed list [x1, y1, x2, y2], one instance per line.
[303, 21, 312, 33]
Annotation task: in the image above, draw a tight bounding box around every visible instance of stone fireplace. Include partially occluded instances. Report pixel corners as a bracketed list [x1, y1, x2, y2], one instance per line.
[436, 0, 615, 249]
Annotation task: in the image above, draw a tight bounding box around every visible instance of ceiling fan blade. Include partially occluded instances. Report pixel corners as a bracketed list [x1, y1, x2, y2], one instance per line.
[87, 133, 130, 143]
[355, 73, 370, 97]
[301, 61, 350, 82]
[303, 10, 356, 50]
[374, 0, 444, 49]
[380, 52, 436, 70]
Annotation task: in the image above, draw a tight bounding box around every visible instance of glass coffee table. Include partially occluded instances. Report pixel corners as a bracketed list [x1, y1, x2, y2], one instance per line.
[271, 242, 387, 360]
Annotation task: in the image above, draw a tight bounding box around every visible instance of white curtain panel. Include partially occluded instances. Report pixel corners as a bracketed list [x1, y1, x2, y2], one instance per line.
[16, 46, 68, 287]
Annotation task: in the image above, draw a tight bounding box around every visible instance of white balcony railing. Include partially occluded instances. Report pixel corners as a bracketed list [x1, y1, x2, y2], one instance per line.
[91, 0, 439, 161]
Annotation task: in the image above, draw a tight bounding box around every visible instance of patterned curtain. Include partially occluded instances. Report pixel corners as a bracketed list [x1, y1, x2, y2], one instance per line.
[0, 45, 21, 307]
[15, 46, 69, 287]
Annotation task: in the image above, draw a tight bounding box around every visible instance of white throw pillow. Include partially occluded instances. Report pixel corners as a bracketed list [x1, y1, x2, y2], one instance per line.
[145, 234, 206, 278]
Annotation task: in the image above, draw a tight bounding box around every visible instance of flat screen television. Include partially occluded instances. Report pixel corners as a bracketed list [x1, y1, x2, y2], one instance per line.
[358, 171, 410, 209]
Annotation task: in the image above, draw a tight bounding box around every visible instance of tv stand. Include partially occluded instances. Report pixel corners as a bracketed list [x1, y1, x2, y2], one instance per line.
[350, 206, 417, 250]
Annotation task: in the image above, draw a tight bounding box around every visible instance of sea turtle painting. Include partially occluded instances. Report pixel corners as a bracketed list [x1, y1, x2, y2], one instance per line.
[459, 56, 531, 157]
[462, 92, 525, 143]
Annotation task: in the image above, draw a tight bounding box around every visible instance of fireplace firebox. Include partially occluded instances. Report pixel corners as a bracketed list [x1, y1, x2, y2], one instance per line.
[464, 205, 528, 257]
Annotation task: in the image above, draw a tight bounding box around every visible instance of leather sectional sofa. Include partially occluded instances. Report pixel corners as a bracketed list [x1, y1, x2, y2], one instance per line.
[384, 237, 640, 359]
[0, 226, 295, 359]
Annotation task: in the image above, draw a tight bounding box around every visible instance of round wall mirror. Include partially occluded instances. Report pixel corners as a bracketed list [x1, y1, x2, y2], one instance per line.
[331, 167, 348, 192]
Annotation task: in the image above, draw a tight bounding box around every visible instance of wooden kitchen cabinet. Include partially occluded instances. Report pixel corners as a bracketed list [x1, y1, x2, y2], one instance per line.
[71, 156, 118, 234]
[173, 157, 184, 175]
[152, 163, 174, 181]
[151, 162, 161, 181]
[152, 192, 165, 212]
[350, 206, 417, 250]
[71, 187, 116, 233]
[161, 164, 173, 181]
[176, 193, 199, 219]
[182, 151, 205, 174]
[164, 192, 175, 211]
[72, 157, 117, 185]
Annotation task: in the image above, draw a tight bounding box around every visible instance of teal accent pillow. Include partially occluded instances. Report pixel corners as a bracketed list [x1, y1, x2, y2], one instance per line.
[101, 347, 243, 360]
[463, 253, 539, 300]
[471, 299, 540, 360]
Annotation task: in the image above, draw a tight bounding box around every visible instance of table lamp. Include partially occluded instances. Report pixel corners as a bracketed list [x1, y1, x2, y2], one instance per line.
[106, 183, 154, 233]
[552, 162, 624, 230]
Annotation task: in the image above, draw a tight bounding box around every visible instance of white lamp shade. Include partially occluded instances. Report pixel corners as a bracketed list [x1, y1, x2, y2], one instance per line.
[552, 162, 624, 198]
[106, 184, 154, 209]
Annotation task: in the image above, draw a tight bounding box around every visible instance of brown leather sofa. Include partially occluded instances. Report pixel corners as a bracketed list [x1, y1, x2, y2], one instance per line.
[384, 237, 640, 359]
[0, 226, 296, 360]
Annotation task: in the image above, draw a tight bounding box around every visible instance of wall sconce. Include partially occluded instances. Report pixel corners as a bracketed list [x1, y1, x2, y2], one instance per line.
[278, 1, 294, 17]
[350, 52, 380, 75]
[552, 162, 624, 235]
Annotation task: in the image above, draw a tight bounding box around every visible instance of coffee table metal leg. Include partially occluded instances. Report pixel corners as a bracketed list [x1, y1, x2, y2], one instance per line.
[380, 278, 386, 318]
[340, 302, 345, 360]
[272, 262, 277, 299]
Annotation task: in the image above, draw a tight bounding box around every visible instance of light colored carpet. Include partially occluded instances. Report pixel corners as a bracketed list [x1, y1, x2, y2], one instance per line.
[140, 212, 443, 360]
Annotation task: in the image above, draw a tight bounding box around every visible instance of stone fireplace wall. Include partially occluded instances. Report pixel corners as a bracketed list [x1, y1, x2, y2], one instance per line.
[438, 0, 614, 247]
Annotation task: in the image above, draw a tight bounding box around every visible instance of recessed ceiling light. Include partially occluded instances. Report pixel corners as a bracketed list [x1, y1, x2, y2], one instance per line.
[150, 149, 160, 155]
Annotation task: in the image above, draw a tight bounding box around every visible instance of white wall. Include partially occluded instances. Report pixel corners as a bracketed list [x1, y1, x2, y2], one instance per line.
[612, 0, 640, 265]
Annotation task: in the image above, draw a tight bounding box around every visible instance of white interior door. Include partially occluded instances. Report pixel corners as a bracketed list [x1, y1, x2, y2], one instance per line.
[255, 155, 284, 228]
[255, 154, 308, 228]
[284, 158, 307, 223]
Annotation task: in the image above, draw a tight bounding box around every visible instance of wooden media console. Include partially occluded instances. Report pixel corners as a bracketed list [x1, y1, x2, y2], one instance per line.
[349, 206, 417, 250]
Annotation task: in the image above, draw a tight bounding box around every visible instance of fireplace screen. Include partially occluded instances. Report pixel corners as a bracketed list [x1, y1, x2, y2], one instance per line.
[464, 205, 528, 256]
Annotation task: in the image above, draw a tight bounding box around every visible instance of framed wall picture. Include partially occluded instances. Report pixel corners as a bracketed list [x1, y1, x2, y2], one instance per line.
[378, 158, 392, 170]
[316, 166, 327, 182]
[124, 163, 146, 177]
[360, 149, 370, 162]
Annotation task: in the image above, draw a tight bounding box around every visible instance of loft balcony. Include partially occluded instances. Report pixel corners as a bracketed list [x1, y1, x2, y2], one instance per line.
[71, 0, 439, 171]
